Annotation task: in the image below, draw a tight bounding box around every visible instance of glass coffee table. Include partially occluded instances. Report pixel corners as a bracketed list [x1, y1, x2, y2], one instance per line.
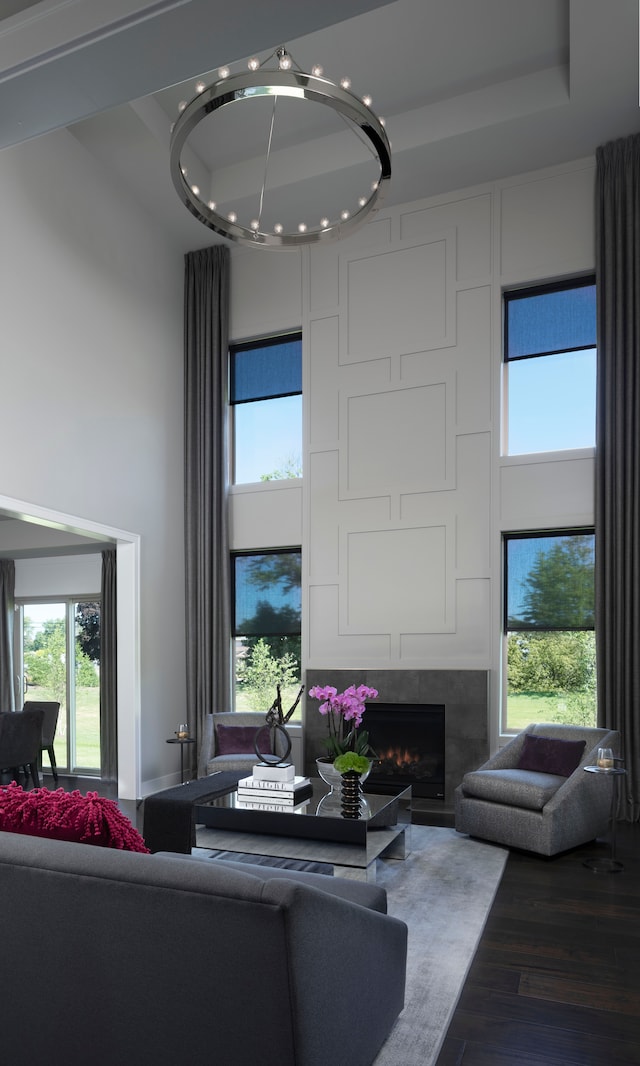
[194, 779, 412, 882]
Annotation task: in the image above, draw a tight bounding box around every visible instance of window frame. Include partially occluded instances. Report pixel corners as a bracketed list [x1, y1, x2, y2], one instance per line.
[231, 547, 302, 713]
[229, 330, 303, 486]
[502, 275, 596, 457]
[502, 528, 596, 733]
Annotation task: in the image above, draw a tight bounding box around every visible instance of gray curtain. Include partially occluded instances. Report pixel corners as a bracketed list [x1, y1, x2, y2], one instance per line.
[184, 245, 231, 773]
[595, 132, 640, 821]
[0, 560, 16, 710]
[100, 549, 118, 784]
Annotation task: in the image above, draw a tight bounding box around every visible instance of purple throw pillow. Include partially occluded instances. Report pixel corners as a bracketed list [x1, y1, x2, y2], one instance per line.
[516, 734, 586, 777]
[215, 724, 271, 756]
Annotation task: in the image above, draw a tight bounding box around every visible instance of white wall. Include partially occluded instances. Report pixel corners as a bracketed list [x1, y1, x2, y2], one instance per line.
[0, 126, 186, 796]
[230, 157, 596, 747]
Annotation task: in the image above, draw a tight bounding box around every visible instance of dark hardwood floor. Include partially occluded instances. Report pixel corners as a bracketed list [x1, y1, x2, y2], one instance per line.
[435, 822, 640, 1065]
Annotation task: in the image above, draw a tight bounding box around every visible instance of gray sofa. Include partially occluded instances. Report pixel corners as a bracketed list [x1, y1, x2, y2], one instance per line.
[455, 722, 621, 856]
[0, 830, 407, 1066]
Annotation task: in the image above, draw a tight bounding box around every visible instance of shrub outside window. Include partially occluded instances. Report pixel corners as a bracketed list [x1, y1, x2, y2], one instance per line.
[230, 332, 302, 484]
[504, 277, 596, 455]
[504, 530, 596, 732]
[232, 549, 302, 716]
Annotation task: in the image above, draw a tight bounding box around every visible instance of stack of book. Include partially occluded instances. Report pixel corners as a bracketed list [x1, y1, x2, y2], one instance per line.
[236, 763, 313, 813]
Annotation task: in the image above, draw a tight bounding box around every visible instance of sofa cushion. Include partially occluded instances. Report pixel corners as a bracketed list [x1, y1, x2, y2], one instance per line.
[0, 783, 149, 851]
[517, 733, 586, 777]
[215, 723, 271, 756]
[462, 768, 566, 810]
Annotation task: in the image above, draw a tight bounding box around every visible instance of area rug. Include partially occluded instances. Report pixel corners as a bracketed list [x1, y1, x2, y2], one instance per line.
[373, 825, 508, 1065]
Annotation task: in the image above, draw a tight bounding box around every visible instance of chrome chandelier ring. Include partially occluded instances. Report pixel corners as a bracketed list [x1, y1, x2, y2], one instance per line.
[169, 66, 391, 248]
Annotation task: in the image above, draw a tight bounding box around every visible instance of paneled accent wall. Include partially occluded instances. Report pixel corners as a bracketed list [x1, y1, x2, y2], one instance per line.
[230, 157, 596, 747]
[305, 191, 493, 669]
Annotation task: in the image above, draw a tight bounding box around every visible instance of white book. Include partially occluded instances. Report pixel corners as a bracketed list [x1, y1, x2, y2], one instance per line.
[252, 762, 295, 783]
[238, 775, 311, 792]
[237, 785, 312, 804]
[236, 798, 310, 814]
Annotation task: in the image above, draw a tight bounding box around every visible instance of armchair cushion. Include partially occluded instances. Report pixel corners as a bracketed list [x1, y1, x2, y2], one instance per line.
[215, 724, 271, 756]
[461, 768, 566, 811]
[516, 733, 586, 777]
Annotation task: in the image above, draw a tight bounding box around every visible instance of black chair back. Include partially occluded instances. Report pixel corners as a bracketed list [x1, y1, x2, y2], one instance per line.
[0, 708, 45, 788]
[22, 701, 60, 748]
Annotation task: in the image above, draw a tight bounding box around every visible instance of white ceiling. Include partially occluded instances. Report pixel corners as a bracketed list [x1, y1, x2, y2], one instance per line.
[0, 0, 638, 551]
[1, 0, 639, 254]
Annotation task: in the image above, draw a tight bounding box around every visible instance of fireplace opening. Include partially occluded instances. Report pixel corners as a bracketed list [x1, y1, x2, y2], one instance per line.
[364, 703, 445, 799]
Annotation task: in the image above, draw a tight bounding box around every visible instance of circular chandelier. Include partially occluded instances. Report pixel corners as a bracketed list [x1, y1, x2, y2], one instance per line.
[169, 46, 391, 248]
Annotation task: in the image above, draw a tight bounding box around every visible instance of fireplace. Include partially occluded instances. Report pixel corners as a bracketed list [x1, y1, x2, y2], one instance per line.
[365, 703, 445, 799]
[304, 669, 489, 808]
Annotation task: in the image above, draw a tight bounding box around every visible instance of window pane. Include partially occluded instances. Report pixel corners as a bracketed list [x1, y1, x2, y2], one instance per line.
[507, 347, 596, 454]
[506, 631, 596, 731]
[506, 282, 596, 360]
[506, 532, 594, 630]
[234, 552, 301, 635]
[234, 394, 302, 484]
[504, 531, 596, 732]
[231, 334, 302, 403]
[233, 550, 302, 715]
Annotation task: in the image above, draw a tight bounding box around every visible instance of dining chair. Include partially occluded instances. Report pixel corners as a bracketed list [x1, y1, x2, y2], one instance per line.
[0, 708, 45, 789]
[22, 701, 61, 783]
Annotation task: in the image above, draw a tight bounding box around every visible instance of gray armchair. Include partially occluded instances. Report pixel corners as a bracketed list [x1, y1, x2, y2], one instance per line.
[455, 722, 621, 856]
[198, 711, 289, 778]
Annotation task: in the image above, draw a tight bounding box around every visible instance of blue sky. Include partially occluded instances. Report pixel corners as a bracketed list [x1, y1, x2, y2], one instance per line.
[507, 348, 596, 455]
[234, 394, 302, 483]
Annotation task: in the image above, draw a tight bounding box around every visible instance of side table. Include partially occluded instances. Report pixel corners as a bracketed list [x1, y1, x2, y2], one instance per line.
[167, 737, 196, 784]
[583, 764, 626, 873]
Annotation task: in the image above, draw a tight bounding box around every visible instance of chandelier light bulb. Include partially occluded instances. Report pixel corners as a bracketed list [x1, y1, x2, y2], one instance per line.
[379, 117, 386, 127]
[228, 211, 237, 223]
[191, 184, 200, 196]
[358, 196, 367, 207]
[180, 165, 187, 176]
[178, 101, 187, 112]
[248, 57, 260, 71]
[250, 219, 260, 230]
[312, 64, 324, 77]
[278, 50, 292, 71]
[298, 223, 308, 233]
[208, 201, 216, 211]
[340, 77, 351, 90]
[273, 223, 284, 234]
[372, 180, 379, 191]
[320, 217, 330, 228]
[362, 94, 372, 107]
[195, 81, 206, 94]
[218, 65, 230, 79]
[341, 210, 350, 221]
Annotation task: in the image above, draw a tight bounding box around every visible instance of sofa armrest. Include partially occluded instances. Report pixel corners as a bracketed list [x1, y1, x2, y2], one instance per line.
[264, 877, 407, 1066]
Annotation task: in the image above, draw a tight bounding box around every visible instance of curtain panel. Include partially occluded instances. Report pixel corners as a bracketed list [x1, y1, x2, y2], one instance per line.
[595, 132, 640, 821]
[0, 559, 16, 710]
[184, 245, 231, 772]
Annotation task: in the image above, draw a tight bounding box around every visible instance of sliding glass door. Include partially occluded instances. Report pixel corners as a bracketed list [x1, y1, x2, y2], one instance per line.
[16, 599, 101, 775]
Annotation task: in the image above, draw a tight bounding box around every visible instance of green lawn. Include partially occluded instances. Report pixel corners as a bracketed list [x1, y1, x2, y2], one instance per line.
[507, 690, 596, 731]
[28, 685, 100, 773]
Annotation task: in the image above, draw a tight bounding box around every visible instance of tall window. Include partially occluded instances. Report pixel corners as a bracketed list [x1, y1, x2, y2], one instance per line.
[232, 549, 302, 715]
[230, 332, 302, 484]
[504, 277, 596, 455]
[504, 531, 595, 732]
[16, 598, 101, 774]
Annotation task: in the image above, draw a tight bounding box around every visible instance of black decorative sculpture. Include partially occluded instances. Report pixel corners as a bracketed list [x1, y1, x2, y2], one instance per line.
[254, 683, 304, 766]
